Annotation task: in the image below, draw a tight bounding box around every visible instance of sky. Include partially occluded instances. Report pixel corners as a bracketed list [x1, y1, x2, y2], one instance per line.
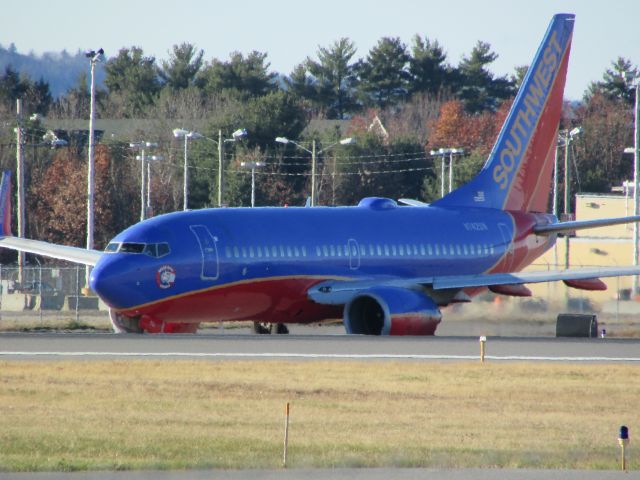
[4, 0, 640, 100]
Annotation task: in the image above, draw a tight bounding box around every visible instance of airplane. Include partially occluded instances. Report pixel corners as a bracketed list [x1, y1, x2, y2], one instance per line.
[2, 13, 640, 335]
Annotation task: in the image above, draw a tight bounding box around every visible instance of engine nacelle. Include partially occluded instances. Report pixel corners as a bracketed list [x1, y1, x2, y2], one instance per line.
[344, 287, 442, 335]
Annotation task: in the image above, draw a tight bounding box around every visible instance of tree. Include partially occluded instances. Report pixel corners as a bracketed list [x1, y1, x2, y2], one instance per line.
[29, 145, 116, 248]
[305, 38, 359, 119]
[457, 41, 514, 113]
[104, 47, 161, 117]
[160, 43, 204, 90]
[571, 92, 634, 195]
[586, 57, 638, 106]
[409, 36, 455, 95]
[197, 51, 276, 99]
[0, 66, 52, 116]
[357, 37, 410, 109]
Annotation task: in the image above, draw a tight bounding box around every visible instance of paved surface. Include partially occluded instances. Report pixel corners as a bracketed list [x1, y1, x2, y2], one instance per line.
[1, 468, 638, 479]
[0, 331, 639, 362]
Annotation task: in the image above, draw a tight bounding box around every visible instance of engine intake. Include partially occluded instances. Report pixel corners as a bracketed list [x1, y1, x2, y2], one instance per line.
[344, 287, 442, 335]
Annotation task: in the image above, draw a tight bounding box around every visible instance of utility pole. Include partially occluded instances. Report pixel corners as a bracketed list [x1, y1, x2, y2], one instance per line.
[311, 140, 317, 206]
[218, 129, 224, 207]
[633, 80, 640, 294]
[15, 99, 24, 285]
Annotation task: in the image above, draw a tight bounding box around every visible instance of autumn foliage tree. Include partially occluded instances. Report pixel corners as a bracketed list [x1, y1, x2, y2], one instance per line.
[29, 145, 120, 250]
[423, 99, 512, 201]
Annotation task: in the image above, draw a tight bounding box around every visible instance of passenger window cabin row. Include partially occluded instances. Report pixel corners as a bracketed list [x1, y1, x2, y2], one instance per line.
[223, 242, 497, 260]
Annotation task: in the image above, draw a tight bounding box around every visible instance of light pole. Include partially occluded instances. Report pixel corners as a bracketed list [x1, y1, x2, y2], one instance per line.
[240, 161, 265, 207]
[173, 129, 203, 210]
[429, 148, 464, 196]
[84, 47, 104, 291]
[200, 129, 247, 207]
[623, 72, 640, 294]
[130, 142, 160, 221]
[559, 127, 582, 270]
[275, 137, 355, 206]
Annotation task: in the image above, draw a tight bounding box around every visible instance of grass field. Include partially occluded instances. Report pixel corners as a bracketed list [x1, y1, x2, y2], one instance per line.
[0, 360, 638, 472]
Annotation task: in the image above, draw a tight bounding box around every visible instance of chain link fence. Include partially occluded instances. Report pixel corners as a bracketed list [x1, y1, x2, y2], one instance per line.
[0, 266, 108, 326]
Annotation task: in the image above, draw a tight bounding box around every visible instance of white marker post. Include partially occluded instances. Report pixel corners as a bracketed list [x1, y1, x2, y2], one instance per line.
[479, 336, 487, 363]
[283, 402, 290, 468]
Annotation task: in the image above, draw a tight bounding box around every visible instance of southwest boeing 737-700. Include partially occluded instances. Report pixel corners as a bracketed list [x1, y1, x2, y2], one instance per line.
[2, 13, 640, 335]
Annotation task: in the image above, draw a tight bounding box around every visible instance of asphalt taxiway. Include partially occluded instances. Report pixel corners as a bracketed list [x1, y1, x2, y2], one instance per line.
[0, 332, 639, 362]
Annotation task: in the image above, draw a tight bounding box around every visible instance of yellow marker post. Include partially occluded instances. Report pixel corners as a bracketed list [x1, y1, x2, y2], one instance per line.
[619, 425, 630, 471]
[283, 402, 290, 468]
[479, 336, 487, 363]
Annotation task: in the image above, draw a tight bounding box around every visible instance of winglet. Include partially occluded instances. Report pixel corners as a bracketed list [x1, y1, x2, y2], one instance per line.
[0, 170, 12, 237]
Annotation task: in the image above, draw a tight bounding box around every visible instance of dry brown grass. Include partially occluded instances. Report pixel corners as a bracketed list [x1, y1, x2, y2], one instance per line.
[0, 360, 638, 471]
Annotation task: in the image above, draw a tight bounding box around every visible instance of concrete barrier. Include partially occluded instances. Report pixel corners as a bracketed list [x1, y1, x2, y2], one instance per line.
[63, 296, 100, 311]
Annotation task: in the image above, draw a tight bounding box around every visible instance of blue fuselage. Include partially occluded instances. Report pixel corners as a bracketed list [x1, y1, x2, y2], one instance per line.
[90, 200, 555, 323]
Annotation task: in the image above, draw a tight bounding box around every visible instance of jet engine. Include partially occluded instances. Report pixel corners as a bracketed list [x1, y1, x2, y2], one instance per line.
[343, 287, 442, 335]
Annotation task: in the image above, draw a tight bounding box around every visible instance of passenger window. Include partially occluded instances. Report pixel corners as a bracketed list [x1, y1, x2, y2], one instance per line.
[294, 246, 300, 257]
[398, 245, 404, 256]
[463, 245, 468, 256]
[302, 246, 307, 257]
[279, 245, 285, 257]
[369, 244, 375, 256]
[456, 245, 461, 255]
[286, 246, 292, 257]
[384, 244, 390, 256]
[257, 246, 262, 258]
[264, 246, 270, 258]
[233, 246, 239, 258]
[412, 245, 418, 256]
[316, 246, 321, 256]
[336, 245, 342, 257]
[225, 246, 232, 258]
[249, 246, 255, 258]
[241, 247, 247, 258]
[376, 245, 382, 256]
[329, 245, 335, 256]
[323, 245, 329, 257]
[272, 246, 278, 257]
[435, 244, 440, 255]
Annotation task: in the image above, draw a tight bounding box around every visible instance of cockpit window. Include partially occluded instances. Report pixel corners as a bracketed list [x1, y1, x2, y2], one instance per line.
[157, 242, 170, 257]
[120, 242, 146, 253]
[106, 241, 171, 257]
[105, 242, 120, 253]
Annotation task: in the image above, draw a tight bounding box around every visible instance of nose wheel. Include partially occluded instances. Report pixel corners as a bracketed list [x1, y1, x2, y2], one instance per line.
[252, 322, 289, 334]
[109, 309, 143, 334]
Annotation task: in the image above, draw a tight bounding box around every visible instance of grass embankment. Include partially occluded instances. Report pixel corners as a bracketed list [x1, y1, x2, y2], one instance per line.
[0, 361, 638, 471]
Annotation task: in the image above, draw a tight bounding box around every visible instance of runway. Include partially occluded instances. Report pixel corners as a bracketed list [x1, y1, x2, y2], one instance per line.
[1, 332, 639, 362]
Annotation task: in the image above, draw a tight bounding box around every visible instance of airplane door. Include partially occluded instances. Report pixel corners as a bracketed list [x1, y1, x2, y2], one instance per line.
[498, 223, 514, 271]
[189, 225, 220, 280]
[348, 238, 360, 270]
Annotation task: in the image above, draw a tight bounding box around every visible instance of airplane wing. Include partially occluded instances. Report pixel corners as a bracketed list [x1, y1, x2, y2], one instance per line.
[0, 236, 102, 266]
[308, 266, 640, 305]
[534, 215, 640, 235]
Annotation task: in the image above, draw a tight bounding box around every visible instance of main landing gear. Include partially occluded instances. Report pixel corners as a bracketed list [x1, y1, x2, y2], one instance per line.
[252, 322, 289, 335]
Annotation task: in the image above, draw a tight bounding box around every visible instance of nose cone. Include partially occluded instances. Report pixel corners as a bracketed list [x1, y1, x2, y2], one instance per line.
[90, 257, 129, 309]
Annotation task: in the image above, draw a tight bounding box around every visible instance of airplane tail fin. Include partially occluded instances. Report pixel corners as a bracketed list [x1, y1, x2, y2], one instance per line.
[432, 13, 575, 213]
[0, 170, 12, 237]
